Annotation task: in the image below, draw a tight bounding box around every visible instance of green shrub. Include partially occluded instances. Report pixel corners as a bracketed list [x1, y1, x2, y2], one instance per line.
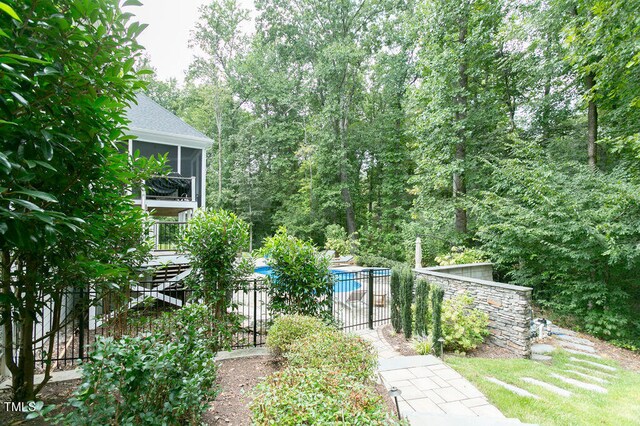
[266, 314, 329, 355]
[413, 336, 433, 355]
[324, 224, 359, 256]
[431, 284, 444, 356]
[356, 254, 407, 270]
[442, 293, 490, 353]
[180, 209, 253, 319]
[260, 227, 334, 320]
[414, 278, 431, 337]
[400, 268, 414, 339]
[390, 268, 403, 333]
[54, 332, 218, 425]
[435, 246, 488, 266]
[155, 302, 236, 353]
[251, 368, 401, 425]
[286, 329, 377, 383]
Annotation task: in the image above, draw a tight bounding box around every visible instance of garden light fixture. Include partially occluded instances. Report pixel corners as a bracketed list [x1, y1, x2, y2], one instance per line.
[388, 386, 402, 420]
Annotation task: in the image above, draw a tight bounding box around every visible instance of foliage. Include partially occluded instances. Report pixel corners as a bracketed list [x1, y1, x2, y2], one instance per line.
[155, 0, 640, 349]
[53, 331, 218, 426]
[324, 224, 358, 257]
[260, 228, 334, 320]
[475, 158, 640, 347]
[400, 268, 414, 339]
[155, 302, 237, 353]
[431, 285, 444, 356]
[286, 329, 378, 383]
[413, 336, 433, 356]
[414, 278, 431, 337]
[251, 367, 401, 426]
[390, 268, 403, 333]
[0, 0, 156, 402]
[265, 314, 329, 356]
[435, 247, 488, 266]
[180, 209, 252, 318]
[356, 254, 407, 270]
[441, 293, 490, 353]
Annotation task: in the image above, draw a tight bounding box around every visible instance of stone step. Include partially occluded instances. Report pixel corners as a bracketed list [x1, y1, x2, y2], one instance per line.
[531, 354, 552, 362]
[558, 341, 597, 353]
[407, 412, 535, 426]
[531, 343, 555, 354]
[486, 377, 540, 399]
[520, 377, 572, 397]
[379, 355, 441, 371]
[549, 373, 608, 393]
[565, 370, 609, 384]
[569, 357, 617, 372]
[555, 334, 594, 346]
[563, 348, 602, 359]
[567, 363, 615, 378]
[553, 326, 578, 336]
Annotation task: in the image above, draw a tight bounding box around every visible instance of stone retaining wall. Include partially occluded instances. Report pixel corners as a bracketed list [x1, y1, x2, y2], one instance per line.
[414, 264, 532, 358]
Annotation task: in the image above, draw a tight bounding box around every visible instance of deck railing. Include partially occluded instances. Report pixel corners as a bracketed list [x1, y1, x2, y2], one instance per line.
[150, 221, 187, 251]
[138, 175, 197, 206]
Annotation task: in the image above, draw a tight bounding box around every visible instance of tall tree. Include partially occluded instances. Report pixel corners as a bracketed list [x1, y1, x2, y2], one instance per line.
[410, 0, 505, 236]
[190, 0, 249, 205]
[0, 0, 153, 401]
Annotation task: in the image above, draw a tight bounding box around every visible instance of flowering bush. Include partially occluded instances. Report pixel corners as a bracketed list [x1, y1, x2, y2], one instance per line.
[442, 293, 490, 353]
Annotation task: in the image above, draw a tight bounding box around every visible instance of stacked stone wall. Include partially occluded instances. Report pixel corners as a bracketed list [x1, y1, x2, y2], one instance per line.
[415, 264, 532, 358]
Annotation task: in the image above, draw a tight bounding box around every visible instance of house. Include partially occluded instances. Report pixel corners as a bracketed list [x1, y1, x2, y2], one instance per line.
[126, 92, 213, 221]
[126, 93, 213, 251]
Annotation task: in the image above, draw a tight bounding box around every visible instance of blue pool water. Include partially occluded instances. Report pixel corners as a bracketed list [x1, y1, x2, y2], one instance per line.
[254, 266, 389, 293]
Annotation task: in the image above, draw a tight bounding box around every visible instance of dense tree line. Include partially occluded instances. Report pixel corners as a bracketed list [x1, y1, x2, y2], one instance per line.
[145, 0, 640, 348]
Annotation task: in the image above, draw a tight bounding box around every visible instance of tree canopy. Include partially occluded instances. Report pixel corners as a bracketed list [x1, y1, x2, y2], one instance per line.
[147, 0, 640, 348]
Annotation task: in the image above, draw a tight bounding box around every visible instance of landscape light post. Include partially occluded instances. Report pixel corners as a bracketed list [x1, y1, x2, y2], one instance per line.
[388, 386, 402, 420]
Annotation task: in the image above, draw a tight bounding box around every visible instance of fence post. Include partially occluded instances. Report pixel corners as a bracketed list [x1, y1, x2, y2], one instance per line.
[78, 286, 85, 361]
[368, 269, 374, 330]
[253, 280, 258, 347]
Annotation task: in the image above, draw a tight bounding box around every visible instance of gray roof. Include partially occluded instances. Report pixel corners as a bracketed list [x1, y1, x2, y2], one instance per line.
[126, 92, 211, 141]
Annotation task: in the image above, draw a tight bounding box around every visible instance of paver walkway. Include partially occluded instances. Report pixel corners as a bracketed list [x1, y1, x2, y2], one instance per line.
[354, 327, 530, 425]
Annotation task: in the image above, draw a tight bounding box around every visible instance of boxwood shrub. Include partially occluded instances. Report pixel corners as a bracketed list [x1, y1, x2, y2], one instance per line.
[266, 314, 330, 355]
[286, 329, 377, 383]
[251, 368, 400, 425]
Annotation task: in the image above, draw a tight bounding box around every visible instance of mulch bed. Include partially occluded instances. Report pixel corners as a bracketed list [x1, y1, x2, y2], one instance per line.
[205, 354, 400, 424]
[0, 379, 81, 426]
[380, 323, 516, 359]
[204, 356, 281, 425]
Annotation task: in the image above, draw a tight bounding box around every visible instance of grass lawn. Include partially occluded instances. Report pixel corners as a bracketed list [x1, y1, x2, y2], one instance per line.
[447, 350, 640, 426]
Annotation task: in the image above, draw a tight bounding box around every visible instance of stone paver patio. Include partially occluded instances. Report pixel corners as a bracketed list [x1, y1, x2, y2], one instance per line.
[354, 327, 528, 425]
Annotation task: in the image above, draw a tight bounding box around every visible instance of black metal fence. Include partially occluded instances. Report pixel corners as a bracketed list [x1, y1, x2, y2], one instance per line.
[27, 268, 390, 370]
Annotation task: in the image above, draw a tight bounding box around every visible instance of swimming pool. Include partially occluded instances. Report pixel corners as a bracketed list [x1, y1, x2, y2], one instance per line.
[254, 266, 389, 293]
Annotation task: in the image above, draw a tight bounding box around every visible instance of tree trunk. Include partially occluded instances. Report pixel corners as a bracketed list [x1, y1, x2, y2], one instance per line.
[586, 72, 598, 168]
[13, 256, 37, 402]
[338, 116, 357, 236]
[453, 20, 468, 234]
[216, 107, 223, 204]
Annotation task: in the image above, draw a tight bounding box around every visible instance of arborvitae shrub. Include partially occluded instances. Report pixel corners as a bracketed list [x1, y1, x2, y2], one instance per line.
[390, 267, 403, 333]
[414, 278, 431, 337]
[400, 268, 414, 339]
[431, 284, 444, 356]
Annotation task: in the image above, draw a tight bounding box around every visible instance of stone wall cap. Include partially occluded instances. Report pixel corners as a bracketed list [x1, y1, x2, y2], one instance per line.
[413, 267, 533, 292]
